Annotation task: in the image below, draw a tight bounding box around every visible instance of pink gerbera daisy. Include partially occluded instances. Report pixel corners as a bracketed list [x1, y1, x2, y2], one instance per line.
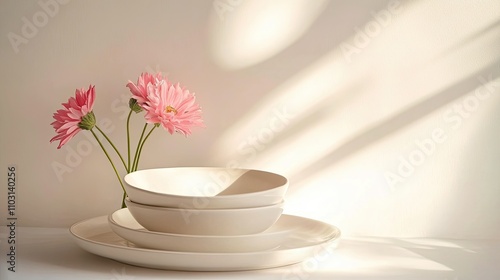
[126, 72, 167, 109]
[50, 85, 96, 149]
[143, 81, 204, 136]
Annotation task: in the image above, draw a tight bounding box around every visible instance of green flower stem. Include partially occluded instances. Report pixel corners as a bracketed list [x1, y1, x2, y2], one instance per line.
[126, 110, 133, 172]
[90, 129, 126, 208]
[121, 191, 127, 209]
[95, 125, 128, 172]
[132, 123, 148, 172]
[133, 125, 157, 172]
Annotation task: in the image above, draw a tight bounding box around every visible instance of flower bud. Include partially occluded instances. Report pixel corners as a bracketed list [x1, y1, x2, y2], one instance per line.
[78, 111, 96, 130]
[129, 98, 143, 113]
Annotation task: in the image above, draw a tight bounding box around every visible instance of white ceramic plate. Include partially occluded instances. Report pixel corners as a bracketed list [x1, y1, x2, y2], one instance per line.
[110, 208, 295, 252]
[70, 215, 341, 271]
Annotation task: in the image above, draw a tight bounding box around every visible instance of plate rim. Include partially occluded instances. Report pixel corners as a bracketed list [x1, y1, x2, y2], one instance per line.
[70, 214, 341, 257]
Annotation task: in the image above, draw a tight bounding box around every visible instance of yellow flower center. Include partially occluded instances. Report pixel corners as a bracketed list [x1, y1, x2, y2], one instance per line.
[165, 105, 177, 114]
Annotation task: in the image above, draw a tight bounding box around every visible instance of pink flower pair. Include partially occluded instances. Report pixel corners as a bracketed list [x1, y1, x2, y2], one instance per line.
[50, 73, 204, 149]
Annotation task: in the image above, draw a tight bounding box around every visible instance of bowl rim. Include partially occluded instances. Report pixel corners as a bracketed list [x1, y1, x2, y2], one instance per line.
[123, 167, 289, 199]
[125, 197, 285, 212]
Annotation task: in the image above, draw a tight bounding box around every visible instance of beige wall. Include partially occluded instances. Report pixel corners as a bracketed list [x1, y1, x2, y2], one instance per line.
[0, 0, 499, 238]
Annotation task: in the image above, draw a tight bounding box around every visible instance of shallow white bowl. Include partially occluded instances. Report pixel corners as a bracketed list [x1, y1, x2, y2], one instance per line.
[108, 208, 294, 253]
[124, 167, 288, 209]
[125, 197, 284, 235]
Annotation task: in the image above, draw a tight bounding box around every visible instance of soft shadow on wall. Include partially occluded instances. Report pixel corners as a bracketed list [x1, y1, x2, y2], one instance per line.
[207, 0, 500, 238]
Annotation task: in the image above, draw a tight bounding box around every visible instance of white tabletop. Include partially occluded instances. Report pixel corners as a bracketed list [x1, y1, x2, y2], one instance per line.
[1, 226, 499, 280]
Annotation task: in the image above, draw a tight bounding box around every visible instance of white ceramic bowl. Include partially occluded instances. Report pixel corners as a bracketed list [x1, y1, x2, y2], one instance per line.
[124, 167, 288, 209]
[125, 197, 284, 235]
[108, 208, 294, 253]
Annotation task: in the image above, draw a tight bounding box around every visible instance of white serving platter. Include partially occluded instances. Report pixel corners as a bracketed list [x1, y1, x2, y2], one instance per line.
[70, 214, 340, 271]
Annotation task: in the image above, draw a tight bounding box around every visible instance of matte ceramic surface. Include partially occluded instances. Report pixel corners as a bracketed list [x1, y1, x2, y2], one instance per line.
[109, 208, 295, 252]
[125, 197, 284, 235]
[124, 167, 288, 208]
[70, 215, 341, 271]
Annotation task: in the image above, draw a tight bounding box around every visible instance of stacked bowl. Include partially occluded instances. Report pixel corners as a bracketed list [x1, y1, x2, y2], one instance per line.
[108, 167, 290, 253]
